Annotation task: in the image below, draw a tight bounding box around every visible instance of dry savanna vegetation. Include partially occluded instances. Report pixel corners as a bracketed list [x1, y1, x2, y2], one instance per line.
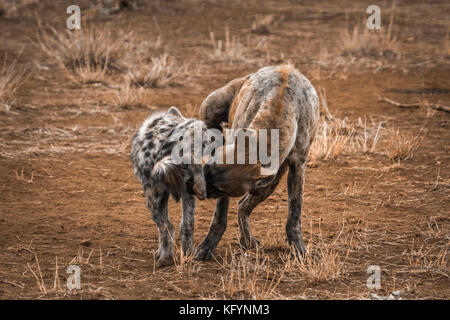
[0, 0, 448, 300]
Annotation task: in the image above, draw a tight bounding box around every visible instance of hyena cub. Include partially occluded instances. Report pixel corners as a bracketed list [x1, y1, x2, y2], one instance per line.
[131, 107, 207, 267]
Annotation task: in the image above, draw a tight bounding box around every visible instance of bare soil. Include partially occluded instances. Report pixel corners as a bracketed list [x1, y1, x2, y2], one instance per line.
[0, 0, 448, 299]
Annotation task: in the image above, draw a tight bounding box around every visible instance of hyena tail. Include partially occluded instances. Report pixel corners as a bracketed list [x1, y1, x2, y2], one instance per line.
[152, 157, 185, 201]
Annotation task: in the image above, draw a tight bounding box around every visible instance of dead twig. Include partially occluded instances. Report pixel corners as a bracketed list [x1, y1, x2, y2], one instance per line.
[376, 94, 450, 113]
[1, 279, 25, 288]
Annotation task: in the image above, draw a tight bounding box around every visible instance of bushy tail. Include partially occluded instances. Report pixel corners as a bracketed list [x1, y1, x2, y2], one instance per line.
[152, 157, 185, 201]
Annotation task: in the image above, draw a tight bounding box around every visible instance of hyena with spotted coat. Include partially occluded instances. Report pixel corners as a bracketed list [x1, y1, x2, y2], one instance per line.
[131, 107, 207, 267]
[196, 65, 320, 260]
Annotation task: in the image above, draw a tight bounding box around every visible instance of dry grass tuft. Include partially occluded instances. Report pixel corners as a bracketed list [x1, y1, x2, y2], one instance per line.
[418, 216, 449, 242]
[310, 94, 353, 161]
[26, 251, 47, 295]
[310, 91, 386, 162]
[311, 48, 351, 81]
[406, 241, 448, 275]
[318, 88, 333, 121]
[281, 238, 349, 284]
[0, 54, 27, 104]
[124, 35, 164, 63]
[63, 61, 109, 85]
[355, 118, 384, 154]
[114, 82, 146, 109]
[170, 240, 201, 278]
[309, 119, 352, 161]
[15, 168, 34, 183]
[218, 245, 285, 299]
[339, 11, 400, 60]
[36, 26, 179, 86]
[126, 54, 190, 88]
[173, 251, 198, 277]
[262, 214, 285, 248]
[310, 116, 386, 161]
[309, 6, 401, 78]
[387, 129, 423, 160]
[35, 23, 130, 75]
[209, 27, 249, 64]
[340, 180, 369, 198]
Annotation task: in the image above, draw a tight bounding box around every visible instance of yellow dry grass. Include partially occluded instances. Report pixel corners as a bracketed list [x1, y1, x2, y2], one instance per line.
[0, 54, 27, 104]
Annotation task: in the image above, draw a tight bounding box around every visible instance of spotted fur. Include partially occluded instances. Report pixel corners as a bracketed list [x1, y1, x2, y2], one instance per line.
[131, 106, 207, 267]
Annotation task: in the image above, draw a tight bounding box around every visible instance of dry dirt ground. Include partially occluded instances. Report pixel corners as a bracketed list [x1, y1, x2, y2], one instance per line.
[0, 0, 449, 299]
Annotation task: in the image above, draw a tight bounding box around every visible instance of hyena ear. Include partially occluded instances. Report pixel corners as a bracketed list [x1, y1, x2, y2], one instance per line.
[152, 156, 185, 201]
[167, 106, 184, 118]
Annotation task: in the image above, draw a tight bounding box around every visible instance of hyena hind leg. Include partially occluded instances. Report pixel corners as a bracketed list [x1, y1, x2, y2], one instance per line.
[286, 159, 307, 256]
[146, 189, 175, 267]
[180, 193, 195, 255]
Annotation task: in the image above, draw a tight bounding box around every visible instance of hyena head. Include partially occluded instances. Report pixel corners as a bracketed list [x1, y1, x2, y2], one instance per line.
[203, 162, 254, 198]
[202, 143, 262, 199]
[132, 106, 207, 201]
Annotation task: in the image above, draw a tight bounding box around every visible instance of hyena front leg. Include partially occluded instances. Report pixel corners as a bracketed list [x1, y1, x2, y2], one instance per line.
[146, 189, 174, 267]
[180, 193, 195, 255]
[195, 197, 229, 261]
[286, 159, 307, 256]
[238, 163, 288, 249]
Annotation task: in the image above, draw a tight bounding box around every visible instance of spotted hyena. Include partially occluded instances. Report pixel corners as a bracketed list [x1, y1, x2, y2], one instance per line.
[131, 107, 207, 267]
[195, 65, 320, 260]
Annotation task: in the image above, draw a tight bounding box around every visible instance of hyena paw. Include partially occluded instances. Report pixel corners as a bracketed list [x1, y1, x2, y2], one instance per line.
[239, 236, 260, 250]
[289, 243, 308, 259]
[155, 248, 161, 260]
[194, 246, 213, 261]
[156, 255, 174, 268]
[154, 249, 174, 268]
[181, 241, 194, 256]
